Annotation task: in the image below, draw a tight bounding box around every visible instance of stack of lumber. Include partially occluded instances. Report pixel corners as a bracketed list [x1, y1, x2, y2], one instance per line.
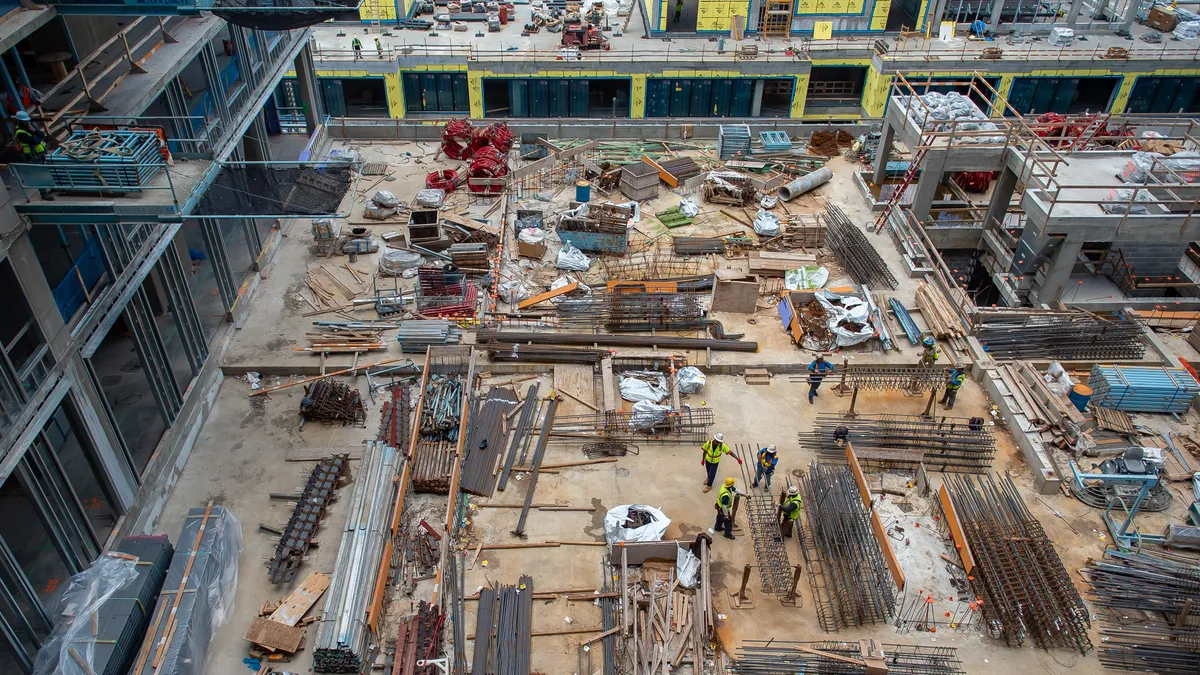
[245, 572, 330, 662]
[305, 264, 370, 312]
[781, 215, 826, 248]
[994, 361, 1092, 450]
[621, 543, 714, 673]
[301, 329, 386, 353]
[915, 281, 966, 339]
[748, 250, 818, 278]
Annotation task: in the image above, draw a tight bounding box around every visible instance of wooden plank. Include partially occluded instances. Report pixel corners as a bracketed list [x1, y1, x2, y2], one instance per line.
[268, 572, 330, 626]
[285, 445, 365, 461]
[870, 510, 906, 591]
[844, 442, 873, 509]
[519, 282, 579, 309]
[554, 364, 595, 417]
[244, 618, 306, 653]
[250, 358, 409, 396]
[600, 356, 617, 412]
[938, 484, 976, 575]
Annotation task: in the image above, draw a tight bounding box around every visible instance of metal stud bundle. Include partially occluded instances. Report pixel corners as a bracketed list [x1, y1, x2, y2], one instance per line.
[796, 461, 897, 631]
[940, 473, 1091, 653]
[1088, 364, 1200, 414]
[267, 454, 347, 583]
[314, 441, 400, 672]
[824, 203, 898, 289]
[396, 320, 462, 352]
[1083, 550, 1200, 673]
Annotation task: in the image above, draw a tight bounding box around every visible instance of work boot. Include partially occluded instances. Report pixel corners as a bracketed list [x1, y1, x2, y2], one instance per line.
[702, 485, 711, 493]
[752, 480, 758, 488]
[723, 533, 735, 540]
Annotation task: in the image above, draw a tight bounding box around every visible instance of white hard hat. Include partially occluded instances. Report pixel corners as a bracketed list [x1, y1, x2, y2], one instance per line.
[788, 486, 800, 496]
[769, 444, 777, 451]
[714, 432, 724, 442]
[14, 111, 30, 122]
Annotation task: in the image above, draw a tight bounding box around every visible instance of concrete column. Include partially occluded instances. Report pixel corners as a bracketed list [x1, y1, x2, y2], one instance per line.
[988, 0, 1005, 32]
[750, 80, 764, 117]
[1064, 0, 1084, 23]
[240, 111, 271, 163]
[1031, 236, 1083, 306]
[872, 121, 896, 185]
[5, 232, 71, 359]
[293, 44, 323, 134]
[1120, 0, 1137, 32]
[983, 166, 1018, 230]
[909, 153, 946, 222]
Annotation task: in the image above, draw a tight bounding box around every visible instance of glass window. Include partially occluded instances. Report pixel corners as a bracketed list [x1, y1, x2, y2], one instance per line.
[0, 471, 73, 611]
[0, 260, 53, 395]
[41, 403, 117, 545]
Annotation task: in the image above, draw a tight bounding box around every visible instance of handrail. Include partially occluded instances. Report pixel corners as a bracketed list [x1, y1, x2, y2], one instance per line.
[308, 41, 814, 63]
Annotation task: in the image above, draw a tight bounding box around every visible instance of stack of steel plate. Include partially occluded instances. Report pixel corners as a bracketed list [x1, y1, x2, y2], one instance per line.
[718, 124, 751, 159]
[1088, 365, 1200, 414]
[131, 506, 240, 675]
[69, 536, 174, 675]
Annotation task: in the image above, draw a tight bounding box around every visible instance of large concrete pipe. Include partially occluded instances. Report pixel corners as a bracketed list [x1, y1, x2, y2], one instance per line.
[777, 167, 833, 201]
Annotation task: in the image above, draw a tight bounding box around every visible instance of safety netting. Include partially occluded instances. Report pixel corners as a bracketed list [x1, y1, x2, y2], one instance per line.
[190, 163, 354, 217]
[211, 0, 363, 30]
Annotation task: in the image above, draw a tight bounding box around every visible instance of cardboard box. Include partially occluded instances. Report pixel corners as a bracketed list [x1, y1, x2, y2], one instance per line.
[1148, 6, 1177, 32]
[518, 241, 547, 259]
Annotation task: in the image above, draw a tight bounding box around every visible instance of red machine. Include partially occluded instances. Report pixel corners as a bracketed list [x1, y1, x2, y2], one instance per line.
[560, 22, 610, 50]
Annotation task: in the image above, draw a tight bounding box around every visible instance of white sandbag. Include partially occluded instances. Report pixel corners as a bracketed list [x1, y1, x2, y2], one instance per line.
[416, 188, 445, 208]
[604, 504, 670, 545]
[518, 227, 546, 245]
[1043, 361, 1075, 396]
[1048, 26, 1074, 46]
[619, 371, 669, 402]
[363, 204, 398, 220]
[556, 242, 592, 271]
[1175, 20, 1200, 39]
[785, 266, 829, 290]
[629, 401, 670, 430]
[753, 209, 781, 236]
[677, 366, 706, 394]
[498, 280, 529, 304]
[371, 190, 400, 208]
[679, 197, 699, 217]
[676, 545, 700, 588]
[378, 249, 423, 276]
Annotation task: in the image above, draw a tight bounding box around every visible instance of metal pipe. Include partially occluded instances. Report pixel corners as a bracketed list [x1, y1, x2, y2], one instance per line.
[777, 167, 833, 201]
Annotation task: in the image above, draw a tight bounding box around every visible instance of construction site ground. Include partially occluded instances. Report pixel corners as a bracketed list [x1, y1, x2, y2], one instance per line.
[149, 134, 1200, 674]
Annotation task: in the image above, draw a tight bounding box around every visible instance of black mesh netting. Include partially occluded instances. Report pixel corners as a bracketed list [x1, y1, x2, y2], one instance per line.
[191, 164, 353, 217]
[212, 0, 362, 30]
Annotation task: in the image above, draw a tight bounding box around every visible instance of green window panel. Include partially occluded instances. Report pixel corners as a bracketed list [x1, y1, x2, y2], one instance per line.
[403, 74, 422, 112]
[669, 80, 692, 117]
[420, 74, 440, 112]
[529, 79, 550, 117]
[711, 79, 732, 116]
[319, 79, 345, 117]
[1128, 76, 1200, 114]
[510, 80, 529, 117]
[646, 79, 670, 117]
[452, 75, 470, 112]
[550, 80, 570, 117]
[690, 79, 712, 117]
[569, 80, 589, 117]
[730, 79, 753, 117]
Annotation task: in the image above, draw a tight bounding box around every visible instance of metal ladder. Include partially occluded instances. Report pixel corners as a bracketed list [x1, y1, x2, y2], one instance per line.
[872, 133, 936, 232]
[1067, 112, 1111, 152]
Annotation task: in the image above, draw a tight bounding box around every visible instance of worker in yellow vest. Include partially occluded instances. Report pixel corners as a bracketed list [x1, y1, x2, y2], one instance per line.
[711, 477, 740, 540]
[778, 485, 803, 537]
[14, 111, 52, 200]
[700, 432, 740, 493]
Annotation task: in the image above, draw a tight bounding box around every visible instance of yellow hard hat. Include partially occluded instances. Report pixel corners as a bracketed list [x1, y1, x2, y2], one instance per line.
[724, 477, 736, 487]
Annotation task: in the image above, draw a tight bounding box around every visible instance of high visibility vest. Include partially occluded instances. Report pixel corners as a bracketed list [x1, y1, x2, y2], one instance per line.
[947, 372, 965, 391]
[782, 494, 803, 520]
[353, 38, 362, 48]
[716, 485, 734, 511]
[758, 451, 776, 471]
[15, 128, 44, 156]
[702, 440, 727, 464]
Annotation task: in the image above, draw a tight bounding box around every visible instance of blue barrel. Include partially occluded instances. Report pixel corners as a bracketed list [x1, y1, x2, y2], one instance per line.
[575, 180, 591, 203]
[1068, 384, 1092, 412]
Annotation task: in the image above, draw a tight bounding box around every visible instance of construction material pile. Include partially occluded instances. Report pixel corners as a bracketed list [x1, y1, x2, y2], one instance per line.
[796, 461, 897, 631]
[618, 538, 715, 674]
[313, 441, 400, 673]
[939, 473, 1091, 653]
[733, 641, 966, 674]
[974, 309, 1146, 360]
[300, 379, 367, 425]
[391, 601, 443, 675]
[1083, 550, 1200, 674]
[471, 577, 534, 675]
[556, 291, 707, 332]
[732, 446, 796, 600]
[825, 204, 898, 289]
[807, 413, 996, 473]
[458, 387, 519, 496]
[132, 505, 240, 675]
[266, 454, 348, 583]
[1088, 364, 1200, 414]
[900, 92, 1005, 143]
[548, 407, 715, 444]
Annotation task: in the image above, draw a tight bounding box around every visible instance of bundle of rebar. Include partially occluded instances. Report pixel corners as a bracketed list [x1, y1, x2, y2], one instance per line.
[301, 379, 367, 425]
[378, 385, 411, 448]
[419, 374, 463, 442]
[1083, 550, 1200, 673]
[547, 408, 715, 444]
[806, 414, 996, 473]
[973, 310, 1146, 360]
[734, 445, 795, 598]
[458, 388, 519, 497]
[941, 473, 1091, 653]
[411, 440, 456, 493]
[471, 577, 534, 675]
[476, 329, 759, 353]
[497, 384, 542, 492]
[733, 641, 966, 675]
[267, 454, 348, 583]
[796, 461, 897, 631]
[824, 204, 897, 289]
[391, 600, 442, 675]
[788, 364, 952, 392]
[314, 441, 400, 673]
[582, 441, 631, 458]
[673, 236, 726, 256]
[388, 517, 439, 595]
[555, 291, 706, 332]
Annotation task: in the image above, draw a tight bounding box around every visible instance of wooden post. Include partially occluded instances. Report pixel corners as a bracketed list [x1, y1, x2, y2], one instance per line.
[781, 564, 804, 607]
[922, 388, 936, 418]
[728, 564, 755, 609]
[844, 385, 860, 418]
[730, 493, 745, 535]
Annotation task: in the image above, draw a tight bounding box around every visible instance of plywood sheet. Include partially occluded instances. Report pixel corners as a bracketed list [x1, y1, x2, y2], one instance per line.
[268, 572, 330, 626]
[554, 364, 596, 416]
[245, 618, 306, 653]
[712, 280, 759, 314]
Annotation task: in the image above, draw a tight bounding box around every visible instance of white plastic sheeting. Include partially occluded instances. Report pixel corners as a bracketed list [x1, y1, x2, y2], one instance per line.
[677, 366, 706, 394]
[604, 504, 671, 545]
[556, 242, 592, 271]
[901, 92, 1005, 143]
[816, 290, 875, 346]
[629, 401, 670, 430]
[785, 266, 829, 291]
[753, 209, 781, 236]
[620, 371, 669, 402]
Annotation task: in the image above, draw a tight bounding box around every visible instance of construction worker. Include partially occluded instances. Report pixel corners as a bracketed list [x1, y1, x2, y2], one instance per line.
[673, 0, 683, 22]
[808, 354, 833, 404]
[352, 36, 363, 59]
[919, 337, 940, 367]
[374, 36, 383, 58]
[941, 367, 966, 410]
[711, 477, 739, 540]
[752, 445, 778, 491]
[14, 111, 52, 200]
[700, 432, 740, 493]
[833, 425, 849, 447]
[778, 485, 803, 537]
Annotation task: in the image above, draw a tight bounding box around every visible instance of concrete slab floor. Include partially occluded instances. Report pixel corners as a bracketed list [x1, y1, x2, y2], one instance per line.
[151, 354, 1194, 674]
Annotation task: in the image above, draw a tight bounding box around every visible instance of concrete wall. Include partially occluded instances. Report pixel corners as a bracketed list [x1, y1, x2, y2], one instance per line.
[1112, 241, 1188, 279]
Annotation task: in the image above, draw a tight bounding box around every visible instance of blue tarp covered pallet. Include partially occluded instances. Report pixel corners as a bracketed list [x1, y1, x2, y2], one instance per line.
[1088, 365, 1200, 414]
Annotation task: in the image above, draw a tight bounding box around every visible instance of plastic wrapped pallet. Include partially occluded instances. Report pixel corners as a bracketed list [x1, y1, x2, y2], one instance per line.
[1174, 20, 1200, 38]
[1048, 26, 1074, 46]
[130, 505, 241, 675]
